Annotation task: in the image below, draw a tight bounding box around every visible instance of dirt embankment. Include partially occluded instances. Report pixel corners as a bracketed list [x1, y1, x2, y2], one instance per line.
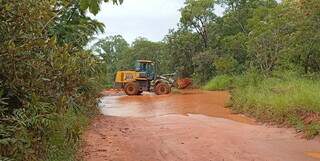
[80, 90, 320, 161]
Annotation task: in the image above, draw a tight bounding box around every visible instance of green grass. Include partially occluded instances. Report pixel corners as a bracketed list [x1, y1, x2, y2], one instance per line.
[203, 72, 320, 138]
[202, 75, 234, 91]
[104, 82, 114, 89]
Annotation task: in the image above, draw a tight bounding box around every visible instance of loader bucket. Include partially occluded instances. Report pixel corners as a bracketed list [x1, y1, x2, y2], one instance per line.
[176, 78, 192, 89]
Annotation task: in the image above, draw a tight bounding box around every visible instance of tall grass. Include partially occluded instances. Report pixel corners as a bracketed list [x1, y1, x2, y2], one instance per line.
[46, 108, 92, 161]
[202, 75, 234, 91]
[203, 72, 320, 138]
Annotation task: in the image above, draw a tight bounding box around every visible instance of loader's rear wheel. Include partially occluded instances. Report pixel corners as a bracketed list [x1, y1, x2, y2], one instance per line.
[155, 82, 170, 95]
[124, 82, 139, 96]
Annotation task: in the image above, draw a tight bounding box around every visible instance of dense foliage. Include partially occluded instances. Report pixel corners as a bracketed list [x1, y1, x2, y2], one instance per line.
[95, 0, 320, 85]
[0, 0, 119, 160]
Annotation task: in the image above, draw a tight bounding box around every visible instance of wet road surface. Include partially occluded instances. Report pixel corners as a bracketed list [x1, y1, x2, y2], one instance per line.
[81, 90, 320, 161]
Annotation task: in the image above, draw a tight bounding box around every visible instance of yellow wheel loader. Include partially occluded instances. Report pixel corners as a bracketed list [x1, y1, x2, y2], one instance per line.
[114, 60, 174, 96]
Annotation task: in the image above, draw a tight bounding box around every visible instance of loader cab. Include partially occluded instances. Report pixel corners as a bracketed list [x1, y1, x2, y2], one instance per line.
[135, 60, 155, 80]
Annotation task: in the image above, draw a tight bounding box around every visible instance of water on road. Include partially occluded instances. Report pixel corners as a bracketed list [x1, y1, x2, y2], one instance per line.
[81, 90, 320, 161]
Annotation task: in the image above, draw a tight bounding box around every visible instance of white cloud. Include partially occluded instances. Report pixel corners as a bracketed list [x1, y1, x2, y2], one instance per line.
[89, 0, 224, 43]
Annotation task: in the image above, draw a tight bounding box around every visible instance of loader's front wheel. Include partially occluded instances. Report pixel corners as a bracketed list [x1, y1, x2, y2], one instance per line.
[124, 82, 139, 96]
[155, 82, 170, 95]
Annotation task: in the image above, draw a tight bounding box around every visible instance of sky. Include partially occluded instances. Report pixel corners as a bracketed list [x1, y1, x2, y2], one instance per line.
[90, 0, 224, 43]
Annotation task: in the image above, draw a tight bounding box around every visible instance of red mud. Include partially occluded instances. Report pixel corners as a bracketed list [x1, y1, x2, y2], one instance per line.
[100, 89, 123, 96]
[80, 90, 320, 161]
[305, 152, 320, 159]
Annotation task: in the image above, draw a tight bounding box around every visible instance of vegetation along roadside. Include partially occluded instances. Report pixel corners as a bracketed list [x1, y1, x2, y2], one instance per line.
[204, 72, 320, 138]
[0, 0, 122, 160]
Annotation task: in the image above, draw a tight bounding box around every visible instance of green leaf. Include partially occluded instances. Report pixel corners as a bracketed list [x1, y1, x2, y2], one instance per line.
[80, 0, 90, 11]
[89, 0, 100, 15]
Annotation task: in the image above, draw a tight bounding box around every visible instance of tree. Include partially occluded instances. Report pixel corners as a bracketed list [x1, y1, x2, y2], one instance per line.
[93, 35, 129, 63]
[180, 0, 217, 48]
[80, 0, 123, 15]
[206, 0, 278, 74]
[165, 29, 203, 77]
[92, 35, 129, 82]
[49, 1, 105, 49]
[285, 0, 320, 73]
[246, 4, 287, 73]
[192, 50, 215, 84]
[118, 38, 168, 74]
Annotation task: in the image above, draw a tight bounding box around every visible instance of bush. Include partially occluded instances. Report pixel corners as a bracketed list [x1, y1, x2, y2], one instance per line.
[0, 49, 102, 160]
[0, 1, 105, 160]
[192, 51, 215, 85]
[213, 56, 238, 75]
[46, 108, 91, 161]
[203, 75, 234, 91]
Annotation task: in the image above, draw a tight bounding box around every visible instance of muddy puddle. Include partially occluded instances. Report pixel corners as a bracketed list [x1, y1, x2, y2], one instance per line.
[83, 89, 320, 161]
[305, 152, 320, 159]
[99, 89, 255, 124]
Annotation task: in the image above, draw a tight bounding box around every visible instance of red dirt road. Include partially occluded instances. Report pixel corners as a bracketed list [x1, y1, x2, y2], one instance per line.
[81, 90, 320, 161]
